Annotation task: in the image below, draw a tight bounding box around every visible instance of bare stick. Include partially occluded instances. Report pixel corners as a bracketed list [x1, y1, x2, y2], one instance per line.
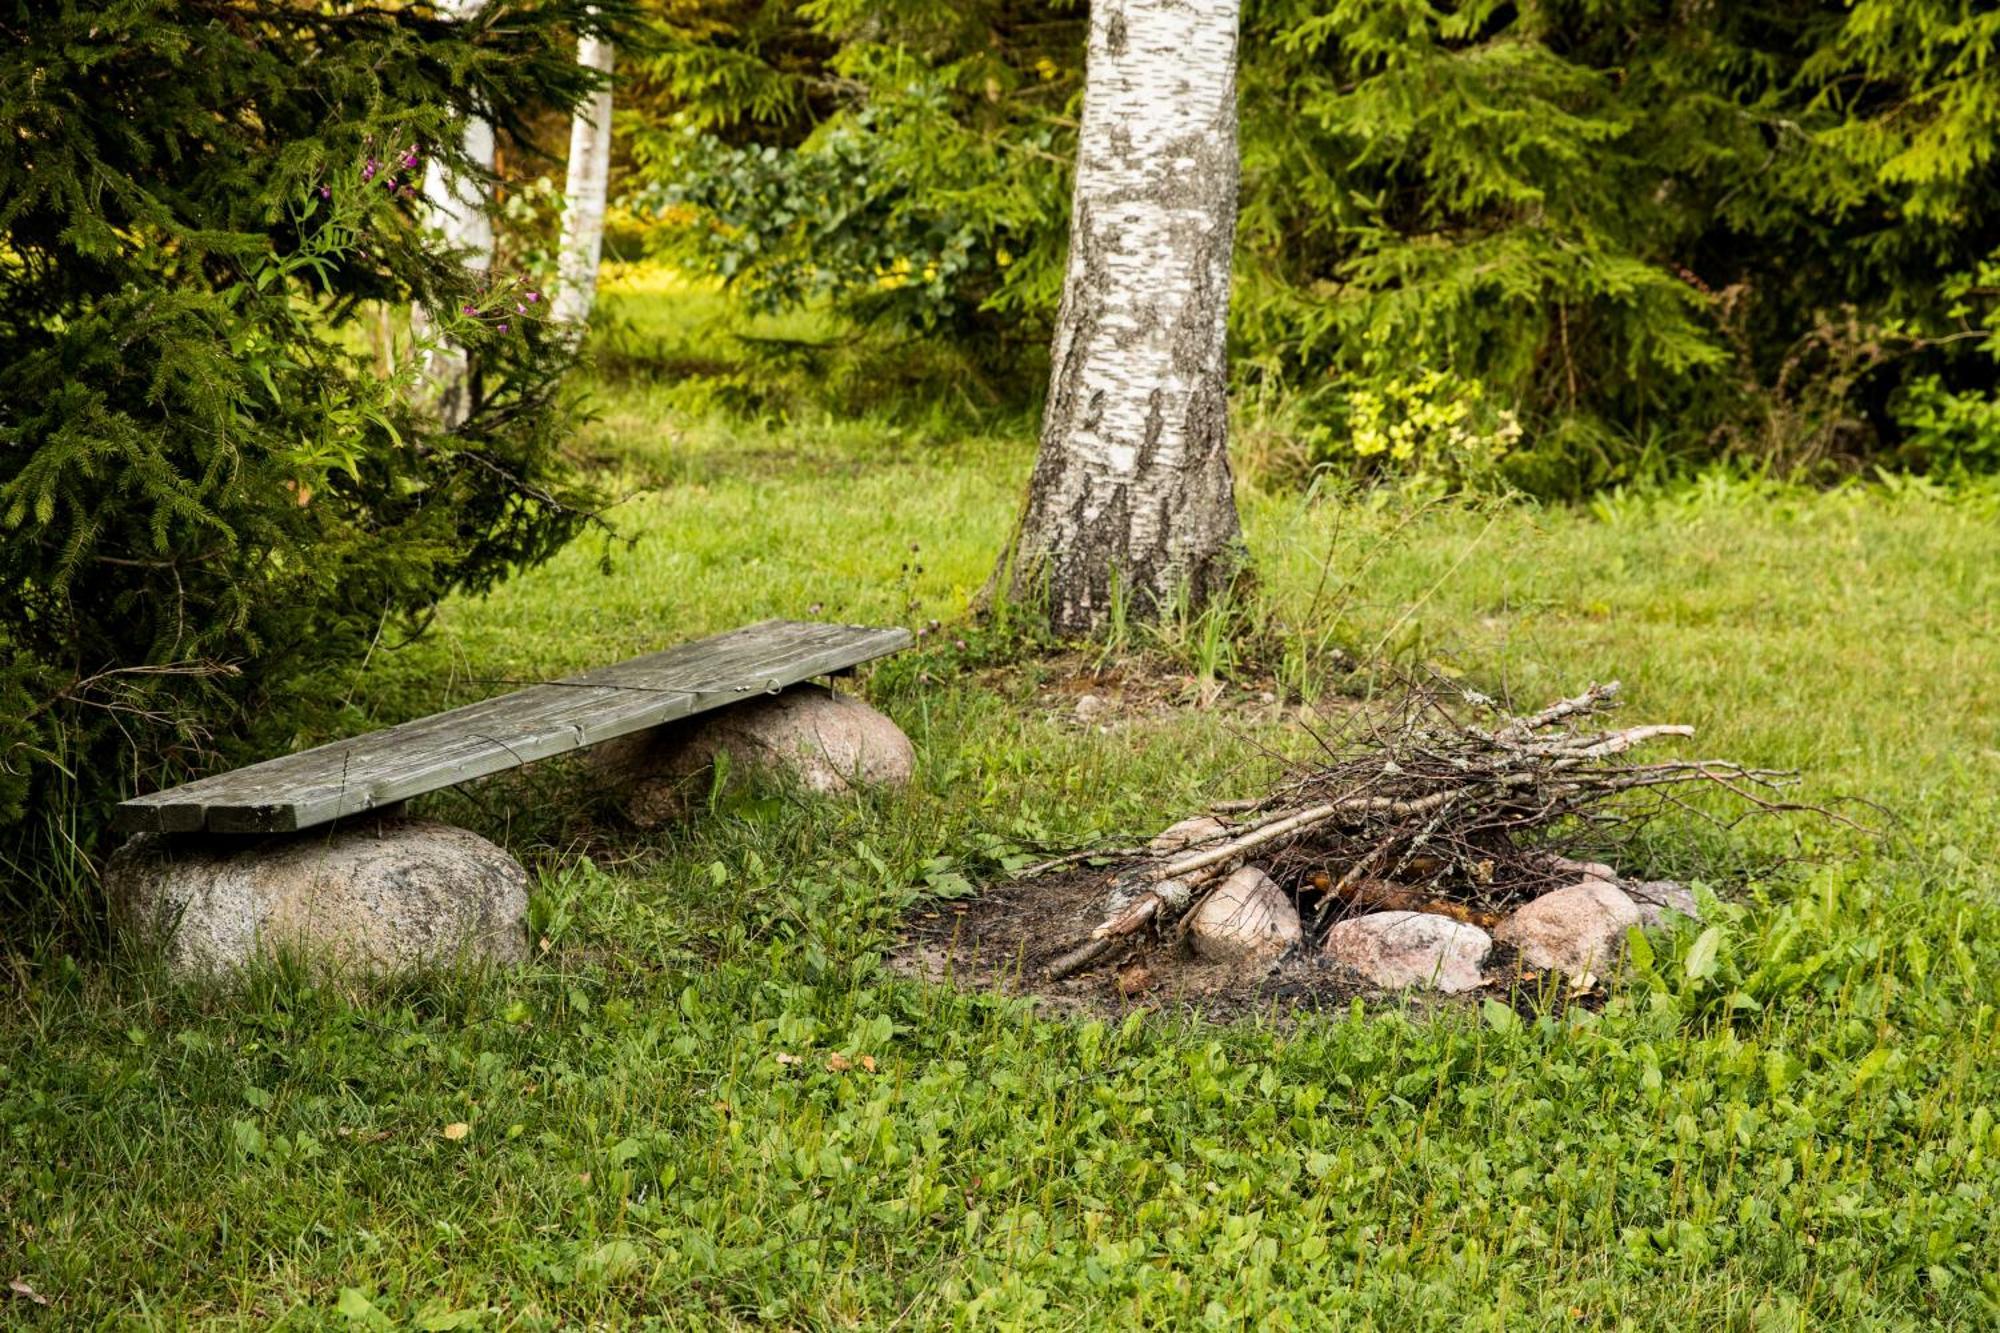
[1029, 679, 1827, 981]
[1045, 936, 1122, 981]
[1010, 846, 1147, 880]
[1564, 724, 1695, 759]
[1489, 682, 1620, 742]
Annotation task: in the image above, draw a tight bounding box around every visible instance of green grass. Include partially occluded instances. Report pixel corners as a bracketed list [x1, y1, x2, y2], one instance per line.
[4, 277, 1997, 1329]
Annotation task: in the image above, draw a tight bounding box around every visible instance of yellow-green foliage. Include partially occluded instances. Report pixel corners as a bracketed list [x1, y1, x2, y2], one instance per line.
[630, 1, 2000, 492]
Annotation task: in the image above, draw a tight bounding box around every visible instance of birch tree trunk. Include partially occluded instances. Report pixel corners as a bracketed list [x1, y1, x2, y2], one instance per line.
[551, 32, 615, 335]
[1000, 0, 1247, 635]
[414, 0, 495, 427]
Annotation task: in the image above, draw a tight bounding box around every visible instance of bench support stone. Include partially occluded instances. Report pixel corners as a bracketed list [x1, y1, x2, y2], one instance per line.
[594, 683, 916, 827]
[107, 818, 528, 979]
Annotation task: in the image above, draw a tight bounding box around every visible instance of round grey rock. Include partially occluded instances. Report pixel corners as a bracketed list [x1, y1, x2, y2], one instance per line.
[594, 684, 915, 827]
[1494, 880, 1644, 977]
[1321, 910, 1492, 993]
[1536, 853, 1621, 884]
[106, 818, 528, 978]
[1624, 879, 1701, 927]
[1186, 866, 1301, 964]
[1149, 815, 1228, 854]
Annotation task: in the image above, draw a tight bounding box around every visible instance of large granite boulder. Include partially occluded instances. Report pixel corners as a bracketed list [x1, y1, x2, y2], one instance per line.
[106, 817, 528, 978]
[1321, 911, 1492, 993]
[1494, 880, 1644, 977]
[1186, 866, 1302, 964]
[593, 684, 915, 827]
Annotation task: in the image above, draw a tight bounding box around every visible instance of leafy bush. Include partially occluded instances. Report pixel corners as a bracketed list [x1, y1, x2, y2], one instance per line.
[0, 1, 623, 899]
[629, 1, 1074, 360]
[631, 0, 2000, 492]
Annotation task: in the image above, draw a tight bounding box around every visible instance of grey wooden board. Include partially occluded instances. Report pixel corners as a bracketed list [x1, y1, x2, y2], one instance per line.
[115, 619, 913, 835]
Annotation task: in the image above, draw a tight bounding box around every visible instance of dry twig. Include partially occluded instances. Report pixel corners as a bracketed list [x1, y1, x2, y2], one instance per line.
[1041, 681, 1826, 979]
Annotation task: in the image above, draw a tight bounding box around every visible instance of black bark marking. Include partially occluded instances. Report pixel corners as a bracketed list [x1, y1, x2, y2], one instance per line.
[1137, 388, 1166, 472]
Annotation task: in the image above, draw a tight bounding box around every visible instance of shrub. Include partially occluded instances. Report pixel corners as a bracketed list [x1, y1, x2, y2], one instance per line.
[0, 1, 624, 904]
[629, 1, 2000, 492]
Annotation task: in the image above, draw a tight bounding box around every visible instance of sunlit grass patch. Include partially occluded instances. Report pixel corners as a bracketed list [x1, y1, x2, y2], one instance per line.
[4, 289, 1997, 1327]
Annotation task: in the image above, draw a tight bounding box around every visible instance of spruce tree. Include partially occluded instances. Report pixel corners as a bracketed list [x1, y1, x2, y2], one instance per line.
[635, 1, 2000, 489]
[0, 1, 626, 900]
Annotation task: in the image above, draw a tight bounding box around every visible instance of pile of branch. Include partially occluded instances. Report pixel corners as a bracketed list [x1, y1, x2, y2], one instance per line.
[1041, 681, 1803, 980]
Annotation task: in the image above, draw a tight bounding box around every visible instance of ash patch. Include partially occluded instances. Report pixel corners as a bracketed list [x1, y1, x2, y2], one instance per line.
[895, 864, 1378, 1023]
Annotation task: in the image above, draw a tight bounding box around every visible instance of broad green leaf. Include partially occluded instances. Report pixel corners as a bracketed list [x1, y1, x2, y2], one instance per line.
[1684, 926, 1723, 981]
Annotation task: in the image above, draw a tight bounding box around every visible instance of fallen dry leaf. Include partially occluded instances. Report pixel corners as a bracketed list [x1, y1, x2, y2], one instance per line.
[774, 1051, 803, 1066]
[825, 1053, 852, 1073]
[8, 1278, 49, 1306]
[858, 1055, 877, 1074]
[442, 1122, 470, 1141]
[1116, 963, 1155, 997]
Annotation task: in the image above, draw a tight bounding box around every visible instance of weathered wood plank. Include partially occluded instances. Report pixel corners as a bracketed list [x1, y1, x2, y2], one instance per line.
[114, 620, 912, 834]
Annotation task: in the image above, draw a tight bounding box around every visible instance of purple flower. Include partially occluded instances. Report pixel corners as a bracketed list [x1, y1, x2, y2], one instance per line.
[497, 323, 509, 333]
[402, 154, 418, 169]
[525, 291, 540, 303]
[515, 303, 526, 313]
[361, 157, 377, 182]
[318, 185, 330, 199]
[463, 305, 478, 316]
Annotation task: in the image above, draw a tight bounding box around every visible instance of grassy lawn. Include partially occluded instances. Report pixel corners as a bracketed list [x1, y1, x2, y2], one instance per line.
[4, 279, 1997, 1329]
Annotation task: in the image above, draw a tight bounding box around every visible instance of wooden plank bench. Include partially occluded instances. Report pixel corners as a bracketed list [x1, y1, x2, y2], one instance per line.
[114, 619, 912, 836]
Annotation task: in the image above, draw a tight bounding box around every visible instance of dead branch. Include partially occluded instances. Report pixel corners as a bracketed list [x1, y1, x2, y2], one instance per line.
[1036, 680, 1832, 980]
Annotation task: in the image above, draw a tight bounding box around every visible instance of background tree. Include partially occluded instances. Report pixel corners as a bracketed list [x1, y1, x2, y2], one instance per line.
[415, 0, 501, 427]
[553, 24, 617, 332]
[0, 0, 625, 908]
[631, 1, 2000, 492]
[999, 0, 1247, 634]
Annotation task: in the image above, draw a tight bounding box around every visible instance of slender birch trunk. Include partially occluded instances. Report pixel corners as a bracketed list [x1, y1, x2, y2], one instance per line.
[1000, 0, 1247, 635]
[552, 31, 615, 335]
[414, 0, 496, 427]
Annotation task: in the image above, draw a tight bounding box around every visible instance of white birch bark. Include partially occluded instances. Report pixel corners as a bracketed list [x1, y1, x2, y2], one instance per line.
[551, 32, 616, 336]
[1003, 0, 1247, 634]
[414, 0, 496, 427]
